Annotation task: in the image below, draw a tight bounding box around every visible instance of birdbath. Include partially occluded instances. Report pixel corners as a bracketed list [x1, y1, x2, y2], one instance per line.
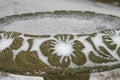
[0, 11, 120, 80]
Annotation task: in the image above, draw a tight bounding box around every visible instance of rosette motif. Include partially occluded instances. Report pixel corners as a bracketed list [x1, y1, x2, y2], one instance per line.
[40, 34, 86, 68]
[0, 32, 23, 68]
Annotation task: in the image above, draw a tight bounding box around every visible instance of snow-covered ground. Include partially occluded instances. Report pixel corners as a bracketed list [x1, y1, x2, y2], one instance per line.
[0, 0, 120, 80]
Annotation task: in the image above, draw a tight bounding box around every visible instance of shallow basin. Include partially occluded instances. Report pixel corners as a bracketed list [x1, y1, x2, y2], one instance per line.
[0, 11, 120, 80]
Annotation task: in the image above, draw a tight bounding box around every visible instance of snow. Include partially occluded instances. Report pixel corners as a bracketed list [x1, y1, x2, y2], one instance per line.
[30, 38, 51, 67]
[12, 36, 29, 60]
[1, 14, 120, 35]
[55, 42, 73, 56]
[0, 38, 13, 51]
[0, 0, 120, 80]
[0, 73, 43, 80]
[0, 0, 120, 17]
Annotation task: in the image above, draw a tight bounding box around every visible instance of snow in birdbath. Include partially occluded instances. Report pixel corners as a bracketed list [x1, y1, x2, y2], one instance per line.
[0, 38, 13, 51]
[0, 11, 120, 80]
[55, 42, 73, 56]
[0, 11, 120, 70]
[0, 11, 120, 35]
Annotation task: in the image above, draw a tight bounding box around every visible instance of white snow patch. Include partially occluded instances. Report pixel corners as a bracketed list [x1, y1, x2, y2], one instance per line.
[0, 38, 13, 51]
[55, 42, 73, 56]
[1, 17, 120, 35]
[12, 36, 29, 60]
[0, 0, 120, 17]
[30, 38, 52, 67]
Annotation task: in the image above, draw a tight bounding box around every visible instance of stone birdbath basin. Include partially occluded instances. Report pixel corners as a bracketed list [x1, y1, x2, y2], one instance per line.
[0, 11, 120, 80]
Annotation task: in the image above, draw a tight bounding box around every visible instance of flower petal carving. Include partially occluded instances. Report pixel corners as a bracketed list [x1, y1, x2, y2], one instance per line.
[72, 40, 86, 65]
[40, 35, 86, 68]
[102, 35, 116, 50]
[40, 40, 56, 56]
[89, 51, 117, 63]
[10, 37, 23, 50]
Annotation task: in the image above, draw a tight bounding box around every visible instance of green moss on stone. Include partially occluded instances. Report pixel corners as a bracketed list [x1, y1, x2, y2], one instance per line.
[102, 35, 116, 50]
[0, 48, 14, 70]
[89, 51, 117, 63]
[40, 40, 55, 56]
[10, 37, 23, 50]
[44, 73, 90, 80]
[54, 34, 74, 42]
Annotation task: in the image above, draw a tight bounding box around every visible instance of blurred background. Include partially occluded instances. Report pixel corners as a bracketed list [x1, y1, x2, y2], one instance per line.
[0, 0, 120, 80]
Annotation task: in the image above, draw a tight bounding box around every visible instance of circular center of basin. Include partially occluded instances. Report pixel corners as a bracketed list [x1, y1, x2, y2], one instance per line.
[55, 42, 73, 56]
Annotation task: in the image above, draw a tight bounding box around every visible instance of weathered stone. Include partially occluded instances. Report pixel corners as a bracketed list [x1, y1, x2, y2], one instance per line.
[102, 35, 116, 50]
[10, 37, 23, 50]
[89, 51, 117, 63]
[40, 40, 55, 56]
